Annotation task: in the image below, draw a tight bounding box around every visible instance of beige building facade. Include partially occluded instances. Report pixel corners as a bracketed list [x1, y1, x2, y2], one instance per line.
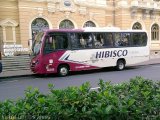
[0, 0, 160, 56]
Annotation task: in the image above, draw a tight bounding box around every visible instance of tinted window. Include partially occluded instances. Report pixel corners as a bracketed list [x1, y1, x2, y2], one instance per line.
[103, 33, 114, 47]
[44, 33, 68, 54]
[131, 32, 147, 46]
[69, 33, 81, 49]
[92, 33, 105, 48]
[114, 33, 122, 47]
[121, 33, 130, 47]
[77, 33, 93, 49]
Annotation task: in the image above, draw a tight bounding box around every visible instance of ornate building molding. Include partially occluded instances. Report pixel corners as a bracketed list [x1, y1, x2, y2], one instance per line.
[142, 9, 150, 19]
[79, 6, 87, 15]
[74, 0, 107, 9]
[117, 0, 128, 8]
[0, 18, 18, 27]
[47, 0, 61, 13]
[0, 19, 18, 44]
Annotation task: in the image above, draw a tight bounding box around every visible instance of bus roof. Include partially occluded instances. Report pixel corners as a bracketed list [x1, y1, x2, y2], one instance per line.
[44, 27, 146, 34]
[45, 29, 84, 34]
[83, 27, 146, 32]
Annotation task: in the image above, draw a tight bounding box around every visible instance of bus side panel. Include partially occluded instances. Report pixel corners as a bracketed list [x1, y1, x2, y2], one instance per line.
[58, 49, 120, 70]
[125, 46, 149, 65]
[59, 46, 149, 70]
[31, 47, 149, 74]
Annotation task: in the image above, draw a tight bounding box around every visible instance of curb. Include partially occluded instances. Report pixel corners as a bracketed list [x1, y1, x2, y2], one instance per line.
[0, 74, 35, 82]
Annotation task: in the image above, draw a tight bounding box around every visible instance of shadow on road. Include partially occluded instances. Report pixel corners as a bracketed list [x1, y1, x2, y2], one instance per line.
[32, 66, 139, 78]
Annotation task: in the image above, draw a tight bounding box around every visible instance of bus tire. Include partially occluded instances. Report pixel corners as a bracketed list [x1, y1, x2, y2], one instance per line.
[116, 59, 125, 71]
[58, 65, 69, 77]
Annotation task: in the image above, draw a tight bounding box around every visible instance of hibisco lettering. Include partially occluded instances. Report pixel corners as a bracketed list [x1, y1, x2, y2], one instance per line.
[96, 50, 128, 58]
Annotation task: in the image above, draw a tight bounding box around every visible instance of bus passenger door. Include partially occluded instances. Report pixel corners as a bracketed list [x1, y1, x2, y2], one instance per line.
[42, 33, 69, 73]
[42, 35, 57, 73]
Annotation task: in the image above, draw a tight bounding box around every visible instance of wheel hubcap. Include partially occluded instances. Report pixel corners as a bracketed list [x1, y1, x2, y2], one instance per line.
[60, 67, 67, 75]
[119, 63, 124, 69]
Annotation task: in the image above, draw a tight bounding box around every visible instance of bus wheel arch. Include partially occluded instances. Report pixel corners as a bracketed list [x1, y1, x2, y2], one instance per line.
[57, 64, 70, 77]
[116, 58, 126, 71]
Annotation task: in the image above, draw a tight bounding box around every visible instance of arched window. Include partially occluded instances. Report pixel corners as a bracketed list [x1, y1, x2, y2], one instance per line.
[83, 21, 96, 28]
[59, 19, 74, 29]
[151, 24, 159, 41]
[31, 18, 49, 40]
[132, 22, 142, 30]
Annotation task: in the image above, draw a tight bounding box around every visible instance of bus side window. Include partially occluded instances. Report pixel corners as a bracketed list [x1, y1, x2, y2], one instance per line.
[44, 36, 55, 54]
[132, 33, 140, 46]
[86, 34, 93, 48]
[70, 33, 80, 49]
[93, 33, 104, 48]
[140, 33, 147, 46]
[63, 35, 68, 49]
[79, 34, 86, 48]
[114, 33, 122, 47]
[121, 33, 130, 47]
[55, 35, 68, 49]
[79, 33, 93, 49]
[104, 33, 113, 47]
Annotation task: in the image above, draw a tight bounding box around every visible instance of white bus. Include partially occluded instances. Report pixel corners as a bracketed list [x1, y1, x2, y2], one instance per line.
[30, 27, 149, 76]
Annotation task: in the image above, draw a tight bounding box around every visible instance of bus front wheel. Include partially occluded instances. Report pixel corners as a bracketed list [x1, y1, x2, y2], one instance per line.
[116, 60, 125, 71]
[58, 65, 69, 77]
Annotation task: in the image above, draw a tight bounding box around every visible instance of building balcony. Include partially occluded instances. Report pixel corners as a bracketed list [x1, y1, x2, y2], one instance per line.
[131, 0, 160, 11]
[74, 0, 109, 8]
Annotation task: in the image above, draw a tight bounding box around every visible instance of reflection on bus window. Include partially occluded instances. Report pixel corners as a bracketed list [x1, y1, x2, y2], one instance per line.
[141, 33, 147, 46]
[132, 33, 147, 46]
[114, 33, 122, 47]
[78, 33, 93, 48]
[87, 35, 93, 48]
[93, 33, 104, 48]
[79, 35, 86, 48]
[70, 33, 80, 49]
[114, 33, 131, 47]
[55, 35, 68, 49]
[104, 33, 113, 47]
[121, 33, 130, 46]
[44, 37, 55, 54]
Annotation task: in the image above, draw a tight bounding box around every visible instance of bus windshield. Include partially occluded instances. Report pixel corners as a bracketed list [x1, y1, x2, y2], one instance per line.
[32, 32, 44, 56]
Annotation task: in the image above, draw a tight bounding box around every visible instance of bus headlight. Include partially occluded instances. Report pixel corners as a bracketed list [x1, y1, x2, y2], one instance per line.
[33, 59, 39, 65]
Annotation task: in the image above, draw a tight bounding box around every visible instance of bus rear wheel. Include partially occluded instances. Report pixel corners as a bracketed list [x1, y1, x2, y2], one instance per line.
[116, 60, 125, 71]
[58, 65, 69, 77]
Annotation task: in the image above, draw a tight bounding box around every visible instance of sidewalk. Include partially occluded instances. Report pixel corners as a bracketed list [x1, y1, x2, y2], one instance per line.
[0, 55, 160, 79]
[0, 70, 34, 79]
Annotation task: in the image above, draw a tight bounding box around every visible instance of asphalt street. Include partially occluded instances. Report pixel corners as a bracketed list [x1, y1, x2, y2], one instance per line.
[0, 64, 160, 101]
